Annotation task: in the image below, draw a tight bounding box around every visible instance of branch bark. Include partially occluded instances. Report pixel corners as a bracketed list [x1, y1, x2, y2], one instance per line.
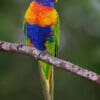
[0, 40, 100, 85]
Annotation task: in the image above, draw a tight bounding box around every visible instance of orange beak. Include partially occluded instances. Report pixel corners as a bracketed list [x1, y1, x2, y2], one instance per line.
[54, 0, 58, 3]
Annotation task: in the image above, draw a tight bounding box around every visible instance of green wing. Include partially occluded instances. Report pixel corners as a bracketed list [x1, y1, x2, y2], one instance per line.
[53, 16, 60, 56]
[23, 20, 32, 46]
[45, 16, 60, 56]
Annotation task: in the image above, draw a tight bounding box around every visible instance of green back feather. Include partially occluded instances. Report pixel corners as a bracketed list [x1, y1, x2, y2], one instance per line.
[53, 16, 60, 56]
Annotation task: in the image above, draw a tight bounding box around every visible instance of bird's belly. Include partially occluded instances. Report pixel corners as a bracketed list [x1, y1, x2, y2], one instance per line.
[25, 2, 58, 27]
[26, 24, 52, 51]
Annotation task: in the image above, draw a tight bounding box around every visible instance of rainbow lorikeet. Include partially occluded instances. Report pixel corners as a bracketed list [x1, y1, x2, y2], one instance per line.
[23, 0, 60, 100]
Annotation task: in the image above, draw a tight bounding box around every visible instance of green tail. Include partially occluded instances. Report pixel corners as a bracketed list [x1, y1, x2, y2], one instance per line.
[39, 61, 54, 100]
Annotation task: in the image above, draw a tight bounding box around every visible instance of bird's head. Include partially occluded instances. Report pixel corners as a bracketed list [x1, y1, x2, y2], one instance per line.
[34, 0, 58, 7]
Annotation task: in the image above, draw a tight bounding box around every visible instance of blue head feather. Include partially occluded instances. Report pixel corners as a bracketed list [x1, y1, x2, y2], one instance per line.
[34, 0, 54, 7]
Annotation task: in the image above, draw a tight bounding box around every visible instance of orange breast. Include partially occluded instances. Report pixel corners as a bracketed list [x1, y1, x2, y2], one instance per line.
[25, 2, 58, 27]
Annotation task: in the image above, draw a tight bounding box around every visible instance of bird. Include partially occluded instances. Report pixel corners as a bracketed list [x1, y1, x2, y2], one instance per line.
[23, 0, 60, 100]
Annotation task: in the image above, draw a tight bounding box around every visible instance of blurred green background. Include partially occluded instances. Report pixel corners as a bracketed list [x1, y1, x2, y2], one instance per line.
[0, 0, 100, 100]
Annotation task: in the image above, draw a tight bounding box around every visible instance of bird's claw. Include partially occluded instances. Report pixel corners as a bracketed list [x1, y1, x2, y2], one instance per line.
[41, 50, 48, 56]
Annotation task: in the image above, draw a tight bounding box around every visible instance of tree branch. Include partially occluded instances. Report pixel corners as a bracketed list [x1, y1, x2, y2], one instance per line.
[0, 40, 100, 85]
